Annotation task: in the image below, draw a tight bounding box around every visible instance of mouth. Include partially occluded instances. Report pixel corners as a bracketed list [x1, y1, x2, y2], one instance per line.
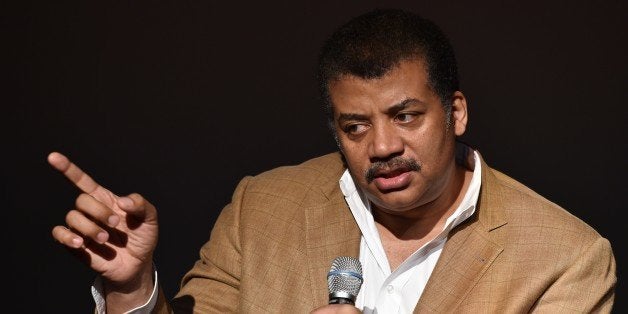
[374, 167, 410, 179]
[364, 156, 421, 191]
[371, 167, 414, 191]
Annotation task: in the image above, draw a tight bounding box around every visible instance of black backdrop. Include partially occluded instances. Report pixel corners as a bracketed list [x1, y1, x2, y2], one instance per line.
[4, 0, 626, 312]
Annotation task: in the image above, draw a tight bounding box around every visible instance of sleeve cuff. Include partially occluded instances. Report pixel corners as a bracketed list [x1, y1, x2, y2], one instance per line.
[91, 264, 159, 314]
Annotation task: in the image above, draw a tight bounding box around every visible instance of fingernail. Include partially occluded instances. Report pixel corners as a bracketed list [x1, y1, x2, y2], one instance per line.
[118, 197, 133, 208]
[108, 215, 120, 227]
[96, 232, 108, 243]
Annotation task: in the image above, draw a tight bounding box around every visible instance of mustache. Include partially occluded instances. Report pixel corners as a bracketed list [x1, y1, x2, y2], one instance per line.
[365, 156, 421, 184]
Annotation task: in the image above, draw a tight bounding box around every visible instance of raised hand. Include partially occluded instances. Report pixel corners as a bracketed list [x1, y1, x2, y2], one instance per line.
[49, 152, 158, 291]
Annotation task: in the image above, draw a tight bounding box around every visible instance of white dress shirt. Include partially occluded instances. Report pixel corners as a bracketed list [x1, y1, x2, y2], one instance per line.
[339, 150, 482, 314]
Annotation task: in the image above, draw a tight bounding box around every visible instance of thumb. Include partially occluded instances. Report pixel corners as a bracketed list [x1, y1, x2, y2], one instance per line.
[117, 193, 158, 224]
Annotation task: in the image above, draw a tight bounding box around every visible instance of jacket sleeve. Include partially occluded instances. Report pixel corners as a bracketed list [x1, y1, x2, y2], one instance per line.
[531, 236, 617, 313]
[153, 176, 251, 313]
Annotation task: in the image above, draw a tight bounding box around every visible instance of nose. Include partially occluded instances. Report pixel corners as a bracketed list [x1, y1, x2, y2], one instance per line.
[368, 123, 404, 160]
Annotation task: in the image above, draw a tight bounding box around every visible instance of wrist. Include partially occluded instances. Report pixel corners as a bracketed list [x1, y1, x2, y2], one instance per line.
[104, 262, 155, 312]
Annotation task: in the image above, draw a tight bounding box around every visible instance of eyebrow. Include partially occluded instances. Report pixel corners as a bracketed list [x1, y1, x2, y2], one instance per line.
[387, 98, 422, 114]
[336, 98, 423, 124]
[337, 113, 369, 124]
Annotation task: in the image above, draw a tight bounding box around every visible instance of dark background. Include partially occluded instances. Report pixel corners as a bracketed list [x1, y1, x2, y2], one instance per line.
[4, 0, 626, 312]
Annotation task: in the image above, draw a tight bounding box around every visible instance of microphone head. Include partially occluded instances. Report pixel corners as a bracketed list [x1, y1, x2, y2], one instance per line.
[327, 256, 363, 305]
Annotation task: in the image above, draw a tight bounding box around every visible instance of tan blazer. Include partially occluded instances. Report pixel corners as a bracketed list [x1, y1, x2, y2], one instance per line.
[155, 152, 616, 313]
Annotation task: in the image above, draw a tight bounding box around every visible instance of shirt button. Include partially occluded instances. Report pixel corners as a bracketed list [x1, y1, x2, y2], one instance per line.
[386, 285, 394, 294]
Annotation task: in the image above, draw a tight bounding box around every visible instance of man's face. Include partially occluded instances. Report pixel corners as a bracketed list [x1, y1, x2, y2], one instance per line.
[329, 59, 467, 216]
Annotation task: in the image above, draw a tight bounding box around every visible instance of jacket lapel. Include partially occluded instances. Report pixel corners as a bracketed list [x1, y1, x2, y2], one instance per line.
[304, 173, 362, 307]
[414, 154, 507, 312]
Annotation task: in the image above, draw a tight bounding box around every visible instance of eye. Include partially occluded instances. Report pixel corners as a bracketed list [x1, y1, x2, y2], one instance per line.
[343, 123, 369, 135]
[394, 113, 416, 123]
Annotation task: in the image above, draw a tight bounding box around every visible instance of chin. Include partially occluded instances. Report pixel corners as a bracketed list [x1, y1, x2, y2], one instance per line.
[369, 190, 422, 212]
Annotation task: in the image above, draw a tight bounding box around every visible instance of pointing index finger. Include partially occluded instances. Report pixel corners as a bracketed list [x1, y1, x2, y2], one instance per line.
[47, 152, 107, 196]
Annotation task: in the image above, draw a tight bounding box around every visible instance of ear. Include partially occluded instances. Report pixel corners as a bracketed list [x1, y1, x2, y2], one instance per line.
[450, 91, 468, 136]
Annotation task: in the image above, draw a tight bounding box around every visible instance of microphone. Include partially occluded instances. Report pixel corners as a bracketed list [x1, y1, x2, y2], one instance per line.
[327, 256, 363, 305]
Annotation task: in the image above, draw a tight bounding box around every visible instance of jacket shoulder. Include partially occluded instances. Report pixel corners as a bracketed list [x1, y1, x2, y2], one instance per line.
[239, 152, 346, 206]
[487, 166, 603, 239]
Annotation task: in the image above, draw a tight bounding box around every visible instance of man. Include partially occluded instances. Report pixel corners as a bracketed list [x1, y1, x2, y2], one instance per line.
[49, 8, 616, 313]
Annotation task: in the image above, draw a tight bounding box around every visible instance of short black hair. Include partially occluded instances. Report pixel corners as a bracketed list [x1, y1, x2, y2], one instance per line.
[317, 8, 459, 123]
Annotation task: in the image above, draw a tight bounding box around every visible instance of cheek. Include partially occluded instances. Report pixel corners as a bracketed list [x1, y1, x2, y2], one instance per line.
[340, 145, 369, 175]
[403, 130, 451, 166]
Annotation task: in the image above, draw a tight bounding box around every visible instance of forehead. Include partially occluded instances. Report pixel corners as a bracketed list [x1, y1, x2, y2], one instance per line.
[328, 59, 436, 112]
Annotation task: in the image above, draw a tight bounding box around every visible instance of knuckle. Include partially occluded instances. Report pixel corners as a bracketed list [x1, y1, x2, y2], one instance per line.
[65, 209, 85, 226]
[51, 226, 63, 239]
[75, 193, 90, 207]
[65, 210, 77, 223]
[130, 193, 145, 205]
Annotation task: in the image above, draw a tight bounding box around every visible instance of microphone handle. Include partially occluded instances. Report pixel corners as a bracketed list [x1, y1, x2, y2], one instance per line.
[328, 296, 355, 305]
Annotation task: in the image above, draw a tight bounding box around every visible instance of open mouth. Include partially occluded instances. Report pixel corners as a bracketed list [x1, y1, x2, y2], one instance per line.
[365, 156, 421, 191]
[372, 168, 413, 191]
